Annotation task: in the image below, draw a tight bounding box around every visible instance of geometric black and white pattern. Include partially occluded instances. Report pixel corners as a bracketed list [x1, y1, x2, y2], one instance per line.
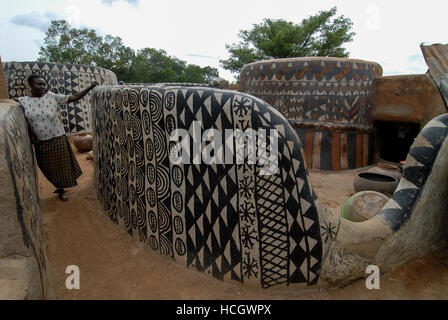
[238, 58, 381, 126]
[238, 58, 382, 170]
[2, 61, 118, 134]
[92, 85, 324, 288]
[378, 113, 448, 231]
[92, 84, 448, 289]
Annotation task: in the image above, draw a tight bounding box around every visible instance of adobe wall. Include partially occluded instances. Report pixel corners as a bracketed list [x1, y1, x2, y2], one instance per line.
[238, 57, 383, 171]
[0, 100, 48, 299]
[373, 74, 446, 127]
[2, 61, 118, 134]
[92, 85, 329, 289]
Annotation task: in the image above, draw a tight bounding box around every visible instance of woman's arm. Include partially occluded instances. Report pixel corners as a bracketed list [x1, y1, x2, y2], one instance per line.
[67, 81, 99, 103]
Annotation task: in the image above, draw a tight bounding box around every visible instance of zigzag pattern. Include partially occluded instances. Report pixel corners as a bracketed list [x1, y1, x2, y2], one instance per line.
[252, 97, 323, 286]
[379, 114, 448, 231]
[178, 89, 242, 280]
[93, 86, 325, 289]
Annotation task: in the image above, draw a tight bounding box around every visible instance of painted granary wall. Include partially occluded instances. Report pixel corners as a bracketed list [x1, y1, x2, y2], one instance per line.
[2, 61, 118, 134]
[238, 57, 383, 171]
[0, 100, 48, 299]
[92, 85, 330, 289]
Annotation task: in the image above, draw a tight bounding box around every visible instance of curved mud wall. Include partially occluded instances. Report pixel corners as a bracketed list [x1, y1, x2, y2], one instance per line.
[92, 85, 330, 289]
[92, 85, 447, 290]
[238, 57, 383, 170]
[0, 100, 48, 299]
[2, 61, 118, 134]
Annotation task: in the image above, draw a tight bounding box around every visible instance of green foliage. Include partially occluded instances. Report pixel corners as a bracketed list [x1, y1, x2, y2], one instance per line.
[38, 20, 218, 83]
[220, 7, 356, 75]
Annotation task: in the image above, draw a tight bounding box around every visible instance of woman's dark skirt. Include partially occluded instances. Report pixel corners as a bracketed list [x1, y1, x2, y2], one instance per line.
[34, 135, 82, 189]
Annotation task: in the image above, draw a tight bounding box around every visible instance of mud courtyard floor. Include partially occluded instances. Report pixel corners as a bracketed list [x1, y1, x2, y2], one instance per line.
[39, 144, 448, 300]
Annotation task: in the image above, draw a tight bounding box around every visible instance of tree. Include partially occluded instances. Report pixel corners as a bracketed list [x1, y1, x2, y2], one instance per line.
[124, 48, 218, 84]
[38, 20, 134, 80]
[220, 7, 356, 75]
[38, 20, 219, 83]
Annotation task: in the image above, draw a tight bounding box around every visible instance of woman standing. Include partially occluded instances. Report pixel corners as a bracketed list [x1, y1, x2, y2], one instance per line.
[18, 74, 98, 201]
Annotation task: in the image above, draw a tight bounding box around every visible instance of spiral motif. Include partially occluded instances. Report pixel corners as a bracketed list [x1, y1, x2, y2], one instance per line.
[156, 165, 170, 198]
[131, 114, 142, 142]
[153, 126, 166, 161]
[159, 236, 173, 256]
[135, 167, 145, 195]
[149, 91, 163, 123]
[157, 205, 170, 231]
[134, 142, 144, 167]
[114, 90, 123, 114]
[120, 151, 128, 175]
[128, 89, 139, 113]
[117, 119, 126, 147]
[137, 198, 146, 227]
[121, 177, 129, 201]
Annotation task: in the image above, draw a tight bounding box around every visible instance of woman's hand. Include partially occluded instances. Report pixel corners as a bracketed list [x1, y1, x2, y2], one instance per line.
[68, 81, 100, 103]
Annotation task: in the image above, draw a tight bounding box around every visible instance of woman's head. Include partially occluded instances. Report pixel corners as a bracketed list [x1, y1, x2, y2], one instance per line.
[27, 75, 47, 97]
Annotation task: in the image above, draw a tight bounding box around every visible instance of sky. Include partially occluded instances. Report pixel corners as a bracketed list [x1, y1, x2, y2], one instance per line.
[1, 0, 447, 82]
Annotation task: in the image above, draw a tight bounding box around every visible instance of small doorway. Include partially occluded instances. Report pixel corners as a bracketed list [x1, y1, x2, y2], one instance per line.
[374, 121, 421, 163]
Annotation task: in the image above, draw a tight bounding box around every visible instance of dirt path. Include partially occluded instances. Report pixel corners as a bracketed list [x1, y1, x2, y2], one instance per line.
[39, 145, 448, 300]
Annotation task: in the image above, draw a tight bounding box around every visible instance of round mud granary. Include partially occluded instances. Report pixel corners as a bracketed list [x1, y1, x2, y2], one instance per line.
[238, 57, 383, 170]
[2, 61, 118, 133]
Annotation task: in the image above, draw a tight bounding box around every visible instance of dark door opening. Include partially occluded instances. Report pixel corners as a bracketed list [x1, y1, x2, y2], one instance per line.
[374, 121, 421, 163]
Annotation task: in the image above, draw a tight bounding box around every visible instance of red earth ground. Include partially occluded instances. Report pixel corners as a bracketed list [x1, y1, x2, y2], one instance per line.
[39, 141, 448, 300]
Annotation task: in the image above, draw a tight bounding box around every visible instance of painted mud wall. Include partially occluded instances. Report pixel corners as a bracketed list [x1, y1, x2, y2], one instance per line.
[3, 62, 118, 134]
[372, 74, 447, 162]
[92, 85, 329, 289]
[373, 74, 446, 127]
[238, 57, 383, 171]
[0, 100, 48, 299]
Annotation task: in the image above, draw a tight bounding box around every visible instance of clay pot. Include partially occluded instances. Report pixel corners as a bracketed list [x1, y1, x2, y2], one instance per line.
[353, 172, 399, 196]
[341, 191, 390, 222]
[73, 134, 93, 152]
[367, 163, 402, 181]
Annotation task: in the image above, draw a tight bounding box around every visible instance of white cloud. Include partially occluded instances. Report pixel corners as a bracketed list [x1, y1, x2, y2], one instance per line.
[10, 11, 60, 33]
[3, 0, 448, 81]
